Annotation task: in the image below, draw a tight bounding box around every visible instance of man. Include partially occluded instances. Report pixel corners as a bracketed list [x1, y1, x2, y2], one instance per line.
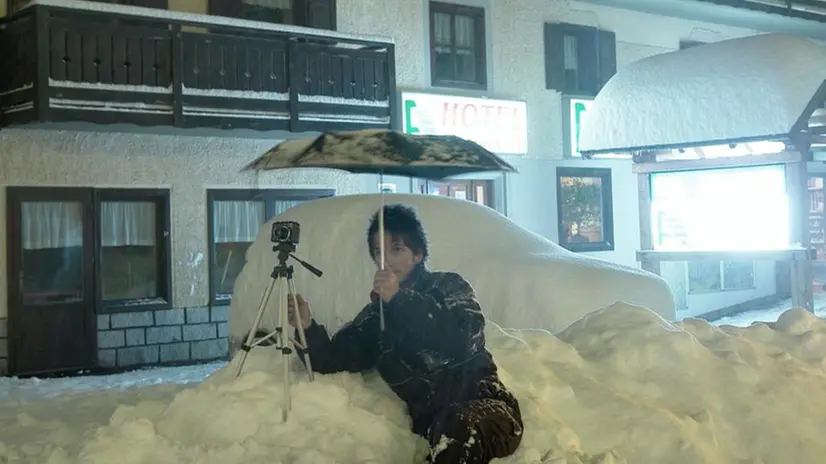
[287, 204, 523, 463]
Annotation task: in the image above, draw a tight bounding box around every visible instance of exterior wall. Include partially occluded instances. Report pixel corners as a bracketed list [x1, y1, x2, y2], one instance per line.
[0, 129, 361, 372]
[345, 0, 760, 247]
[0, 0, 779, 373]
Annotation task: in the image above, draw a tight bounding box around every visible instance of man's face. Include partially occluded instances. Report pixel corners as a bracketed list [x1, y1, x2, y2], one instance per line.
[372, 232, 423, 281]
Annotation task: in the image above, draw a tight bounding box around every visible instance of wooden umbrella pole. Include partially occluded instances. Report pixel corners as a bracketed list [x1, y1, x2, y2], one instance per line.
[379, 171, 386, 331]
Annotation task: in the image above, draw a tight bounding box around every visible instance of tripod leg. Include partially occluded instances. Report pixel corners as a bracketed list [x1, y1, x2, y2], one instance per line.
[235, 276, 279, 378]
[278, 276, 291, 421]
[287, 278, 315, 381]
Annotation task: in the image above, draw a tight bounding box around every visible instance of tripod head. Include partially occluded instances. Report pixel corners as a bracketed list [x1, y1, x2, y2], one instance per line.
[270, 221, 323, 278]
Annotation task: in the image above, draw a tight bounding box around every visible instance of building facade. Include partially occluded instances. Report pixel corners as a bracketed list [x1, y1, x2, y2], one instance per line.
[0, 0, 816, 375]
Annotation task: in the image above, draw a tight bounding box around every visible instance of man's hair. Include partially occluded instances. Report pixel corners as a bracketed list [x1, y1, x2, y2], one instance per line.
[367, 204, 429, 261]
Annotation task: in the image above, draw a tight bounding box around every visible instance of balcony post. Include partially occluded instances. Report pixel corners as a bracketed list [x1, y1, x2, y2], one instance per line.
[33, 5, 51, 121]
[287, 39, 302, 133]
[171, 23, 184, 127]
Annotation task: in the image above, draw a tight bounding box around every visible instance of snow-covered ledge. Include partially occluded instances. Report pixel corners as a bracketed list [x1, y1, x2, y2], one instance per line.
[16, 0, 394, 46]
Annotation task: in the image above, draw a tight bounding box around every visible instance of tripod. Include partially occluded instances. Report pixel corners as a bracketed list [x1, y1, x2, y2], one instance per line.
[234, 239, 323, 421]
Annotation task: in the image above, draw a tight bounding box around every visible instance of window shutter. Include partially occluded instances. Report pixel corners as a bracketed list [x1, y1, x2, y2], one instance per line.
[596, 29, 617, 92]
[304, 0, 336, 30]
[209, 0, 242, 18]
[544, 23, 566, 92]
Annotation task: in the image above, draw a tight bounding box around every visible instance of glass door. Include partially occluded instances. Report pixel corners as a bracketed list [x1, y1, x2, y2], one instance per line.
[6, 187, 97, 375]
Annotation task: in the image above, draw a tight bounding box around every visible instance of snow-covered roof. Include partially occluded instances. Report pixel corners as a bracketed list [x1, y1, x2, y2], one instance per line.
[579, 34, 826, 155]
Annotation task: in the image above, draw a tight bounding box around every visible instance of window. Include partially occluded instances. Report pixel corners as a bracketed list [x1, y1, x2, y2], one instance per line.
[209, 0, 337, 30]
[544, 23, 616, 97]
[8, 0, 169, 12]
[421, 179, 494, 209]
[429, 1, 487, 89]
[207, 189, 334, 303]
[687, 260, 756, 293]
[96, 189, 172, 311]
[556, 167, 614, 252]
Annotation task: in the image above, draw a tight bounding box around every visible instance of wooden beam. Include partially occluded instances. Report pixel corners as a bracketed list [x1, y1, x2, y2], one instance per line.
[636, 248, 811, 263]
[632, 150, 803, 174]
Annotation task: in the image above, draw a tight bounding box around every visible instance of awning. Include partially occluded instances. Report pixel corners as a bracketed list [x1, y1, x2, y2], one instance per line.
[579, 34, 826, 155]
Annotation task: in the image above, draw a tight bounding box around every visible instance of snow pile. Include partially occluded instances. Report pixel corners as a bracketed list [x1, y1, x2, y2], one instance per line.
[228, 193, 675, 342]
[6, 304, 826, 462]
[580, 33, 826, 154]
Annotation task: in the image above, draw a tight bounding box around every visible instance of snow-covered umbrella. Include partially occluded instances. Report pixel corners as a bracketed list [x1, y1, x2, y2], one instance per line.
[243, 128, 518, 329]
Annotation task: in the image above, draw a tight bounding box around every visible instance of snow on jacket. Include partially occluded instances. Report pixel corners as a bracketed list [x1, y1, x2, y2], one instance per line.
[296, 264, 501, 436]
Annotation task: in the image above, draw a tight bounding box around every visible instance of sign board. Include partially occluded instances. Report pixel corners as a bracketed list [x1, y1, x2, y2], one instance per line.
[567, 98, 593, 158]
[401, 91, 528, 155]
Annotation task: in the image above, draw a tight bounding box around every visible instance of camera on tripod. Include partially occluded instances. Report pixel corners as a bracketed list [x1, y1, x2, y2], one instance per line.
[271, 221, 300, 245]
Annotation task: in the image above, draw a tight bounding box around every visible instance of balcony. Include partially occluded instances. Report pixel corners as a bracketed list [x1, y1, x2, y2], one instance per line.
[0, 0, 396, 134]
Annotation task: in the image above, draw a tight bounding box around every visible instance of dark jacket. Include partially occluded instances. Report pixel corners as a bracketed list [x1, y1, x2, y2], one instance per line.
[296, 264, 501, 436]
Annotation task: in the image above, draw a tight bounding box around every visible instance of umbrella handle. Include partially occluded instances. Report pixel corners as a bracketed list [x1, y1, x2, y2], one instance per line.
[379, 173, 386, 331]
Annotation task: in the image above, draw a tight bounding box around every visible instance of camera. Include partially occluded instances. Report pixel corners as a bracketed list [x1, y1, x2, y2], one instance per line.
[271, 221, 300, 245]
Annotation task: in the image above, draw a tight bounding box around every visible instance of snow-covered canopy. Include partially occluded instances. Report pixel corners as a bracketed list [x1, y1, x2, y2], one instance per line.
[579, 34, 826, 155]
[228, 194, 675, 342]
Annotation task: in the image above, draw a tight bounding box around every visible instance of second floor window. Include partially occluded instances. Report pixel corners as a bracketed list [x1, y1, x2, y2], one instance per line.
[544, 22, 616, 97]
[210, 0, 336, 30]
[429, 1, 487, 90]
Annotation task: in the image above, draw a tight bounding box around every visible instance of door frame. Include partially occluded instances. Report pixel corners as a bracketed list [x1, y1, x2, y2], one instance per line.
[6, 186, 98, 375]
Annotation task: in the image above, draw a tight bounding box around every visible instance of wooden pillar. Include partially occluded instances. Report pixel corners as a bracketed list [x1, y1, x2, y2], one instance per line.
[786, 159, 814, 311]
[637, 171, 660, 274]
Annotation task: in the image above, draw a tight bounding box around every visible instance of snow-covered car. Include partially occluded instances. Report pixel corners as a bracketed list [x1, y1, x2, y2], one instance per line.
[228, 193, 675, 343]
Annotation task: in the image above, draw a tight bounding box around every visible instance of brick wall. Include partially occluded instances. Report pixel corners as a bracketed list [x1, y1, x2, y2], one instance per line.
[97, 305, 230, 368]
[0, 317, 7, 374]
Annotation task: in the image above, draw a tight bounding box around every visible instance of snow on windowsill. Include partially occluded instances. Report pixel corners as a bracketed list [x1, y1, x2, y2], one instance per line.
[22, 0, 394, 46]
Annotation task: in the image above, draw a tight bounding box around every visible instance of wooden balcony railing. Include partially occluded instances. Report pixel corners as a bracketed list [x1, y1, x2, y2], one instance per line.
[0, 0, 396, 133]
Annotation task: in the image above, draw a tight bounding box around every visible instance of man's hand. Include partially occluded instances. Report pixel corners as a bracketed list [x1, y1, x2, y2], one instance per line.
[287, 293, 312, 330]
[373, 269, 400, 303]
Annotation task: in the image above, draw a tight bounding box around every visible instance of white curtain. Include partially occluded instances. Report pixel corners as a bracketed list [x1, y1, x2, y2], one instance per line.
[564, 35, 578, 71]
[214, 201, 265, 243]
[242, 0, 291, 8]
[434, 12, 451, 47]
[100, 202, 156, 247]
[273, 200, 300, 216]
[21, 202, 84, 250]
[455, 15, 474, 49]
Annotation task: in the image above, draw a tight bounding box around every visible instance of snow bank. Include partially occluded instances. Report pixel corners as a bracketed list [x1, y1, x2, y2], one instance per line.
[6, 304, 826, 462]
[227, 193, 675, 344]
[579, 33, 826, 154]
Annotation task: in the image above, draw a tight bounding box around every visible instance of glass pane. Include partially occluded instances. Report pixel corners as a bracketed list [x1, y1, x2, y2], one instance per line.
[474, 184, 486, 205]
[722, 261, 755, 290]
[241, 0, 293, 23]
[558, 176, 605, 244]
[100, 201, 159, 301]
[452, 185, 468, 200]
[20, 202, 85, 305]
[434, 12, 452, 45]
[215, 242, 254, 299]
[688, 261, 722, 293]
[213, 200, 265, 299]
[428, 182, 450, 196]
[455, 49, 476, 82]
[272, 200, 301, 218]
[454, 15, 475, 48]
[563, 35, 578, 71]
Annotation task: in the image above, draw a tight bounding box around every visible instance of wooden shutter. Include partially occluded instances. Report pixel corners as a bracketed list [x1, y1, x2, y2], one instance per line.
[596, 29, 617, 92]
[544, 23, 567, 92]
